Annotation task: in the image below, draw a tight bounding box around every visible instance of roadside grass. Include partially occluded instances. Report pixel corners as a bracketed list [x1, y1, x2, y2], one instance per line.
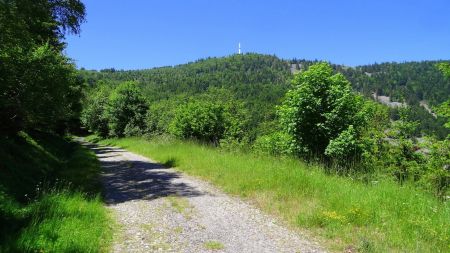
[0, 132, 113, 252]
[166, 195, 193, 219]
[16, 191, 112, 252]
[203, 241, 225, 250]
[93, 136, 450, 253]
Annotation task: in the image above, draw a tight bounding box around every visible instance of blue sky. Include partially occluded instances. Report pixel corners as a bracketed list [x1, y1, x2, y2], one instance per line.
[66, 0, 450, 70]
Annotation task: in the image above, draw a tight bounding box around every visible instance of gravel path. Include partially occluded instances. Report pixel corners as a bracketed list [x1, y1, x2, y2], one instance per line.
[81, 141, 325, 253]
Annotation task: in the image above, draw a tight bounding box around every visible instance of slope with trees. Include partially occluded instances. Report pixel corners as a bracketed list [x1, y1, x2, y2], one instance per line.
[0, 0, 113, 251]
[79, 55, 450, 139]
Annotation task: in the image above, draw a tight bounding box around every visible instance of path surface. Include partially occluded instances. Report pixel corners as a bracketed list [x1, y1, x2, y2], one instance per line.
[82, 141, 325, 253]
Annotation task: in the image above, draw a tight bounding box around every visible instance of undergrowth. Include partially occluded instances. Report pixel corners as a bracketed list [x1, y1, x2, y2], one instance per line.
[0, 132, 112, 252]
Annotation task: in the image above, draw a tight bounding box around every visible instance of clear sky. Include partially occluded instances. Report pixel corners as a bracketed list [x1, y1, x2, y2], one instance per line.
[65, 0, 450, 70]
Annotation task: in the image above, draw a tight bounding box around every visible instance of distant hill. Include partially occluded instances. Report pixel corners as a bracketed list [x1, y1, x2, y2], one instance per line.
[80, 53, 291, 102]
[337, 61, 450, 106]
[78, 54, 449, 138]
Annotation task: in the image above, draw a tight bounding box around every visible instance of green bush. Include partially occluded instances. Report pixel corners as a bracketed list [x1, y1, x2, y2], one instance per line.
[253, 131, 292, 156]
[170, 99, 247, 144]
[419, 138, 450, 198]
[170, 100, 226, 144]
[145, 97, 183, 135]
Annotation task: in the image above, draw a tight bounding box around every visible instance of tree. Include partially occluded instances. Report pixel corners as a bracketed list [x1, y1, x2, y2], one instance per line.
[435, 63, 450, 132]
[0, 0, 86, 135]
[106, 82, 148, 137]
[435, 100, 450, 130]
[80, 82, 112, 137]
[278, 62, 366, 157]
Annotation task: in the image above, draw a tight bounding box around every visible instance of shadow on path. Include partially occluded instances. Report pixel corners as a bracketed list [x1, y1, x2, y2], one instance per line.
[81, 142, 204, 204]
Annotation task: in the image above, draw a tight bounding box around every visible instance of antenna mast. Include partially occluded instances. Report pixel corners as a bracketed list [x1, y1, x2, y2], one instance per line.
[238, 42, 241, 54]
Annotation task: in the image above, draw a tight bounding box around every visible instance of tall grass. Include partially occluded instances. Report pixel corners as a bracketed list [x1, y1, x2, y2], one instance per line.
[17, 190, 112, 253]
[95, 136, 450, 253]
[0, 132, 113, 252]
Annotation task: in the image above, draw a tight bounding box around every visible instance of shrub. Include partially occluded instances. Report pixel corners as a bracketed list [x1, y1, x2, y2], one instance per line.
[170, 99, 247, 145]
[170, 100, 226, 144]
[253, 131, 292, 156]
[145, 97, 181, 135]
[421, 138, 450, 198]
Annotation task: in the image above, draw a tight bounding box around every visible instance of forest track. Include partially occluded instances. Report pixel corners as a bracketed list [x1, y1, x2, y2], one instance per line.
[80, 139, 325, 253]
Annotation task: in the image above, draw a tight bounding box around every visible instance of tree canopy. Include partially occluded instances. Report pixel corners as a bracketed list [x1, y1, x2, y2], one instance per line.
[0, 0, 86, 135]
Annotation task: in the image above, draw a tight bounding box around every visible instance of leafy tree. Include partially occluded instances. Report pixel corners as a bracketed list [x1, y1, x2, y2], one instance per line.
[324, 125, 359, 159]
[384, 108, 423, 183]
[80, 82, 112, 137]
[278, 62, 366, 157]
[435, 100, 450, 130]
[106, 82, 148, 137]
[0, 0, 86, 135]
[145, 98, 180, 135]
[422, 139, 450, 198]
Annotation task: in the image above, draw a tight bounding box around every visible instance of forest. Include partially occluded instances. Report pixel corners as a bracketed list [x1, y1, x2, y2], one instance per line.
[80, 55, 450, 197]
[1, 0, 449, 252]
[80, 56, 450, 139]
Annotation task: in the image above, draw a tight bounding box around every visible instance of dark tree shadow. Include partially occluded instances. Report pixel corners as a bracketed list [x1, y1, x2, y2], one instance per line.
[83, 142, 204, 204]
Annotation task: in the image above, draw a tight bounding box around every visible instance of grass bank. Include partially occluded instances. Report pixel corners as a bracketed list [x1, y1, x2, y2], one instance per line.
[93, 136, 449, 253]
[0, 132, 113, 252]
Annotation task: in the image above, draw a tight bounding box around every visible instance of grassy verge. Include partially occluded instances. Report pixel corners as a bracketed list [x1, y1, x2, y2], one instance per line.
[93, 136, 450, 253]
[0, 132, 113, 252]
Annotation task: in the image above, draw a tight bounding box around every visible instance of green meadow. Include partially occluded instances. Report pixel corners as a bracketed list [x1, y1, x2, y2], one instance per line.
[93, 136, 449, 253]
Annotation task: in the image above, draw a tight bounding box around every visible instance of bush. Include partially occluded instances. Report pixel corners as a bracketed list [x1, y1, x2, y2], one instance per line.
[145, 97, 182, 135]
[421, 138, 450, 198]
[253, 131, 292, 156]
[170, 99, 247, 145]
[170, 100, 226, 144]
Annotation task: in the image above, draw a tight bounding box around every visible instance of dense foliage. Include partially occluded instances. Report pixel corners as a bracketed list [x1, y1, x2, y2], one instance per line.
[339, 61, 450, 106]
[79, 54, 292, 136]
[81, 81, 148, 137]
[278, 63, 367, 158]
[170, 98, 247, 145]
[80, 55, 450, 139]
[0, 0, 85, 135]
[106, 82, 148, 137]
[0, 1, 114, 252]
